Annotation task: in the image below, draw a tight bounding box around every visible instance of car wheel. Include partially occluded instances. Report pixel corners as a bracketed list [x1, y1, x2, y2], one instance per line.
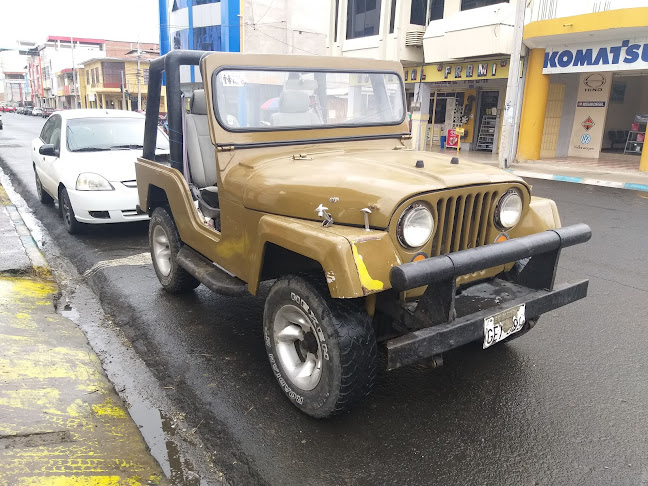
[263, 274, 378, 418]
[34, 169, 54, 204]
[59, 187, 83, 234]
[149, 207, 201, 293]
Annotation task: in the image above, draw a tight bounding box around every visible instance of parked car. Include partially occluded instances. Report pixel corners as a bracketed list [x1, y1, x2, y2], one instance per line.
[0, 113, 3, 130]
[32, 109, 170, 233]
[4, 106, 16, 113]
[136, 51, 592, 418]
[42, 107, 54, 118]
[32, 107, 43, 116]
[24, 107, 33, 115]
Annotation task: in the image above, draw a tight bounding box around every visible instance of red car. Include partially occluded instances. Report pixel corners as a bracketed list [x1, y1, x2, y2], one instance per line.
[3, 106, 16, 113]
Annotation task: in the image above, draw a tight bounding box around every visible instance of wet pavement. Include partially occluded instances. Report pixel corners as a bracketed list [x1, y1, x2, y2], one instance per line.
[1, 112, 648, 485]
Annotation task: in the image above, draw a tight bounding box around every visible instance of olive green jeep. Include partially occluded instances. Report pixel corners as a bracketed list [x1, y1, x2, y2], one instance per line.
[136, 50, 591, 418]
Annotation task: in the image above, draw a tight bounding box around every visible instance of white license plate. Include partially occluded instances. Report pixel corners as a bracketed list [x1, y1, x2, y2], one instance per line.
[483, 304, 526, 349]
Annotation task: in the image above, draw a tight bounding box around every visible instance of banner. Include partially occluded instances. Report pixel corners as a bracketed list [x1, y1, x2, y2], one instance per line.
[543, 38, 648, 74]
[568, 73, 611, 158]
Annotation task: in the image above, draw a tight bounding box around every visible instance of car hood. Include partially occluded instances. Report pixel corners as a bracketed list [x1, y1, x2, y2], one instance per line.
[63, 149, 145, 182]
[242, 149, 525, 228]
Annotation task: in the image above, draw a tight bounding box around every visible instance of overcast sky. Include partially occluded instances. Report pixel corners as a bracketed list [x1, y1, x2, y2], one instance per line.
[0, 0, 160, 47]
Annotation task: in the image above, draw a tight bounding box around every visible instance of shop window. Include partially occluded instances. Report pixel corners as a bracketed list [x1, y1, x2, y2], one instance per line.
[346, 0, 382, 39]
[461, 0, 507, 11]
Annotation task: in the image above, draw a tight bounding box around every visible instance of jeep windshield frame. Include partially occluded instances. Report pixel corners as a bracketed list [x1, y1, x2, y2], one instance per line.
[210, 67, 406, 133]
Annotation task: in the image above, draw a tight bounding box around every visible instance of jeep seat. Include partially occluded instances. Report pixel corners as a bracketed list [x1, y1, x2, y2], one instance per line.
[271, 91, 321, 127]
[186, 90, 219, 212]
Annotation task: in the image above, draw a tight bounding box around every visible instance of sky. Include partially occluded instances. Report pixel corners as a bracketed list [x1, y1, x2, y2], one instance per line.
[0, 0, 161, 48]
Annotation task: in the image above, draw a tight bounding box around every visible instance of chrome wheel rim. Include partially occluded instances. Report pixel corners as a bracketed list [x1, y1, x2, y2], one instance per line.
[273, 304, 323, 391]
[152, 224, 172, 277]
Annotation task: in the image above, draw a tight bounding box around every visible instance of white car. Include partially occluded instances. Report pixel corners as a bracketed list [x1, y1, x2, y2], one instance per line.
[32, 107, 43, 116]
[31, 109, 169, 233]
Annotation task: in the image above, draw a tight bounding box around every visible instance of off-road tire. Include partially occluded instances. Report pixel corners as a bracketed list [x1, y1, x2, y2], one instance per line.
[263, 274, 378, 418]
[59, 187, 83, 234]
[149, 207, 200, 293]
[34, 169, 54, 204]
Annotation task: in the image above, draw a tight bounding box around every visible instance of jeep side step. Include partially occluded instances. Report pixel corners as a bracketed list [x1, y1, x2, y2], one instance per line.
[177, 246, 248, 297]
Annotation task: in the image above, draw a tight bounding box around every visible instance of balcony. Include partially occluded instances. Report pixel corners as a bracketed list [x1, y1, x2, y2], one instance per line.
[423, 3, 516, 63]
[64, 85, 76, 95]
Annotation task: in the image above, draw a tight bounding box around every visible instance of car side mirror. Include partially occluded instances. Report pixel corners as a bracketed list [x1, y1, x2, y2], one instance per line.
[39, 144, 58, 157]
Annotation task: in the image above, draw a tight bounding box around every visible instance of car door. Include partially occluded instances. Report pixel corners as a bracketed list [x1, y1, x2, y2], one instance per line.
[33, 115, 62, 197]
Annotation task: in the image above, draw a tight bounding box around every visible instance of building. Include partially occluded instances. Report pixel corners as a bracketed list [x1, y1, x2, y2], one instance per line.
[158, 0, 329, 84]
[329, 0, 521, 154]
[78, 56, 166, 113]
[26, 37, 106, 109]
[518, 0, 648, 172]
[1, 42, 34, 106]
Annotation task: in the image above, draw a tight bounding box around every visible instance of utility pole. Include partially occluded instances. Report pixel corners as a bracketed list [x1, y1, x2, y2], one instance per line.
[137, 40, 142, 112]
[498, 0, 526, 168]
[70, 37, 78, 109]
[121, 70, 127, 110]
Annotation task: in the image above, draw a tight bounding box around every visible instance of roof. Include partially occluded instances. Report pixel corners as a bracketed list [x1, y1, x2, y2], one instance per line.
[79, 57, 153, 66]
[55, 109, 145, 121]
[47, 36, 105, 45]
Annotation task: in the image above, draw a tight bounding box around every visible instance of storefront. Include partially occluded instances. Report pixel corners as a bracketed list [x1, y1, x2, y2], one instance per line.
[407, 58, 511, 154]
[519, 8, 648, 171]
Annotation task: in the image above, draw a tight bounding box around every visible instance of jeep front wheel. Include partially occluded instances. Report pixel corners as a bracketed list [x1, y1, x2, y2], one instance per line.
[149, 207, 200, 293]
[263, 275, 378, 418]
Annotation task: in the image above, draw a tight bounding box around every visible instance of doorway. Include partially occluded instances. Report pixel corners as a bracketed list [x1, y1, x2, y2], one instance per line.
[476, 91, 499, 151]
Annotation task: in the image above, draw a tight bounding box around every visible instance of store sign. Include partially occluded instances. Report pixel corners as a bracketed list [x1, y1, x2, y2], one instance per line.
[405, 59, 510, 84]
[568, 73, 611, 158]
[543, 38, 648, 74]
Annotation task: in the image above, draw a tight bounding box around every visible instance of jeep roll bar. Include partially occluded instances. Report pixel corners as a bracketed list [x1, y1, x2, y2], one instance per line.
[143, 49, 209, 171]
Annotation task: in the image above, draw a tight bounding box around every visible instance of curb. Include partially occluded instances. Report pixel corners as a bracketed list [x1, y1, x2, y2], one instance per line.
[506, 169, 648, 192]
[0, 185, 52, 279]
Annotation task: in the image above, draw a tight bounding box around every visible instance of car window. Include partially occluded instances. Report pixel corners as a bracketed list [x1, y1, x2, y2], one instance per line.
[65, 117, 170, 152]
[50, 116, 62, 151]
[40, 116, 57, 143]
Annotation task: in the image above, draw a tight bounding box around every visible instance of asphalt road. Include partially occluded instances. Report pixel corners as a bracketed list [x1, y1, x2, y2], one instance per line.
[2, 111, 648, 485]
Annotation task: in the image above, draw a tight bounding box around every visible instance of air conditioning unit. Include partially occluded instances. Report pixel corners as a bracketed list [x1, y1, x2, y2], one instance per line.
[405, 31, 424, 47]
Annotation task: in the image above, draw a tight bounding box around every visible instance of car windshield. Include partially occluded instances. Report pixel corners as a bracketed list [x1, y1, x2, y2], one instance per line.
[66, 117, 170, 152]
[212, 68, 405, 131]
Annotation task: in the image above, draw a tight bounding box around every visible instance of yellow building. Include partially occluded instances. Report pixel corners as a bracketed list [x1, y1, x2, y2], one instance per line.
[78, 57, 166, 113]
[519, 7, 648, 172]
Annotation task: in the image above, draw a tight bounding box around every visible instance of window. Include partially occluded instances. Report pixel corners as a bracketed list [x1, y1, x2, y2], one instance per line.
[389, 0, 397, 33]
[102, 62, 125, 88]
[173, 26, 222, 51]
[211, 68, 404, 132]
[334, 0, 340, 41]
[40, 116, 56, 143]
[461, 0, 507, 11]
[346, 0, 382, 39]
[143, 69, 149, 84]
[86, 70, 90, 85]
[429, 0, 444, 21]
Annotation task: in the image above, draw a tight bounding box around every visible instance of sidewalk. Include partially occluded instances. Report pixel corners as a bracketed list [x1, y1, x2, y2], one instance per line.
[0, 184, 167, 485]
[431, 148, 648, 192]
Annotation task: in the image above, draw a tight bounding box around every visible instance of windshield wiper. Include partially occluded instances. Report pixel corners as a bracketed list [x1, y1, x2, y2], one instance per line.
[110, 144, 144, 150]
[70, 147, 111, 152]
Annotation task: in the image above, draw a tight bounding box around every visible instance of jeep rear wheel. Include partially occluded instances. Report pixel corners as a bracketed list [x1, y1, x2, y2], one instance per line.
[263, 275, 378, 418]
[149, 207, 200, 293]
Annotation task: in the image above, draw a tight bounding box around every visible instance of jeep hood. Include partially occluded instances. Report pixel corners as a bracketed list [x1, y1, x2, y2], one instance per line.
[242, 149, 524, 228]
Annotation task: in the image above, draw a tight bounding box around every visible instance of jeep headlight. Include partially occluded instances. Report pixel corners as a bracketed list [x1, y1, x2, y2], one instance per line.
[397, 204, 434, 249]
[76, 173, 114, 191]
[494, 189, 522, 229]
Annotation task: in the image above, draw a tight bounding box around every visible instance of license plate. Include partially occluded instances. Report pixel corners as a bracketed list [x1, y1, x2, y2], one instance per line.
[483, 304, 526, 349]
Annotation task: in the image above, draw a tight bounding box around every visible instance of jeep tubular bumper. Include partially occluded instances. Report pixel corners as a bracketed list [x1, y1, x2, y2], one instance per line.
[384, 224, 592, 370]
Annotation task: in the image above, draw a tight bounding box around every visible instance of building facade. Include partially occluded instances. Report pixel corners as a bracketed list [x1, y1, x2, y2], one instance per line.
[159, 0, 329, 84]
[518, 0, 648, 172]
[329, 0, 519, 154]
[78, 57, 166, 113]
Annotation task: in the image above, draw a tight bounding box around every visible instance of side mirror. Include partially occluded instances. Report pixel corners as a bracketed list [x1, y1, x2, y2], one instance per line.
[39, 144, 58, 157]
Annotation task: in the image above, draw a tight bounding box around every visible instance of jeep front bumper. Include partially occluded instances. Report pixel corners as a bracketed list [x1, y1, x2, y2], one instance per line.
[384, 224, 592, 370]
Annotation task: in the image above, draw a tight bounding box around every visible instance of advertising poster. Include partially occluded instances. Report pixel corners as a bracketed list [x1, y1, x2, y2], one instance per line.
[568, 72, 611, 158]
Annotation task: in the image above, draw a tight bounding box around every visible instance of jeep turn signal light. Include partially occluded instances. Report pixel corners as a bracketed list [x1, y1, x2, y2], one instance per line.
[495, 233, 509, 244]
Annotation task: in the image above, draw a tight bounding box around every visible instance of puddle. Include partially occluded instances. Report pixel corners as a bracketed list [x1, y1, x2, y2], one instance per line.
[60, 304, 80, 322]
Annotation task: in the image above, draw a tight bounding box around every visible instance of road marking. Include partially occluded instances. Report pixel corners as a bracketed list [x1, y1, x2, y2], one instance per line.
[82, 253, 152, 280]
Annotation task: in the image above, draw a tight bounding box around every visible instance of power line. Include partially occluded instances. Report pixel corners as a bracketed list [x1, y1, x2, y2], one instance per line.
[248, 28, 322, 56]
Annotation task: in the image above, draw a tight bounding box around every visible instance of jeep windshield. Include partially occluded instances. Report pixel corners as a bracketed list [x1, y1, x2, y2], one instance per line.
[212, 68, 405, 131]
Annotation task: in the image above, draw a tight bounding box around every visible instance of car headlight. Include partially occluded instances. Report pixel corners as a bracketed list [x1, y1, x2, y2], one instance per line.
[76, 173, 114, 191]
[397, 204, 434, 249]
[494, 189, 523, 229]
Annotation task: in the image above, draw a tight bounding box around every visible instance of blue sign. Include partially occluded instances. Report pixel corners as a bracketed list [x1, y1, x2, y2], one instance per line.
[580, 134, 591, 145]
[543, 39, 648, 73]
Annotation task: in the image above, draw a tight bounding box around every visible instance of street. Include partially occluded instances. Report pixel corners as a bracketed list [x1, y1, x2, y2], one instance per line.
[1, 111, 648, 485]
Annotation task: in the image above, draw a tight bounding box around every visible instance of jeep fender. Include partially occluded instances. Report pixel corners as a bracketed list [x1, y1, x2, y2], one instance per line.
[250, 214, 402, 298]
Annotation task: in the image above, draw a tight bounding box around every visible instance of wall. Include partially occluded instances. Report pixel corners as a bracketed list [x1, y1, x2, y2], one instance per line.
[529, 0, 648, 22]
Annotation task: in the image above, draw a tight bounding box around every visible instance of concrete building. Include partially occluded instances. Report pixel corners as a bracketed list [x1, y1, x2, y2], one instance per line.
[1, 42, 34, 106]
[78, 57, 166, 113]
[159, 0, 329, 84]
[518, 0, 648, 172]
[329, 0, 521, 155]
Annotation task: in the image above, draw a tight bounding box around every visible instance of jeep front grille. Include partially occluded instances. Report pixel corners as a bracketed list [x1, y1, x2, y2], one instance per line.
[431, 191, 500, 256]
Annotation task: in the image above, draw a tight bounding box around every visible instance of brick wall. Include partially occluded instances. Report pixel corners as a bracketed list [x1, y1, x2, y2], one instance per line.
[105, 40, 159, 58]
